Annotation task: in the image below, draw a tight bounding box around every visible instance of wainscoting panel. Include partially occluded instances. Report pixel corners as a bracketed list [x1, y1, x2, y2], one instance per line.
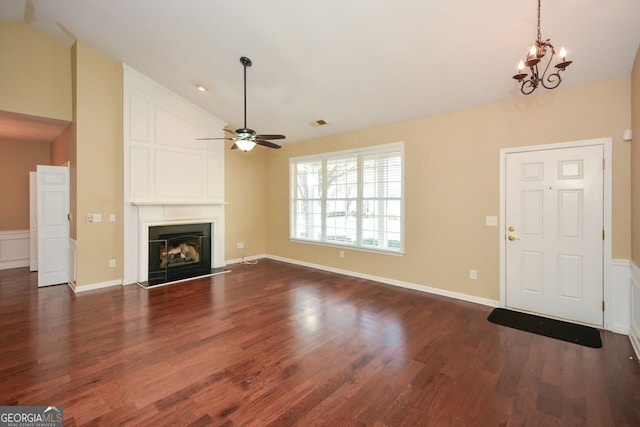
[68, 238, 77, 290]
[631, 262, 640, 360]
[610, 259, 631, 334]
[0, 230, 30, 270]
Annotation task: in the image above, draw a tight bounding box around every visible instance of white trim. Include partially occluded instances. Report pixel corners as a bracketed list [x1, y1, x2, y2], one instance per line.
[265, 254, 500, 308]
[289, 141, 404, 163]
[499, 137, 612, 329]
[0, 230, 30, 270]
[69, 279, 123, 293]
[630, 261, 640, 360]
[288, 238, 405, 256]
[69, 238, 77, 288]
[611, 259, 631, 334]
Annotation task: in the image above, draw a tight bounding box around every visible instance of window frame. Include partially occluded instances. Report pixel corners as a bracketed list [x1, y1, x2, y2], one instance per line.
[289, 142, 404, 255]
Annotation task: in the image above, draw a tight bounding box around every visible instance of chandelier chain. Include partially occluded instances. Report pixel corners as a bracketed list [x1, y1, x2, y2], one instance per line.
[536, 0, 542, 41]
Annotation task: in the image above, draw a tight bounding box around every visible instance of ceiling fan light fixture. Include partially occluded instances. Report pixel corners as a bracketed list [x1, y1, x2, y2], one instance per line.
[195, 56, 285, 151]
[235, 139, 256, 152]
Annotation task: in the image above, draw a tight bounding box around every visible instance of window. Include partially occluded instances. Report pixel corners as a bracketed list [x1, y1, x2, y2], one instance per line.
[290, 142, 403, 253]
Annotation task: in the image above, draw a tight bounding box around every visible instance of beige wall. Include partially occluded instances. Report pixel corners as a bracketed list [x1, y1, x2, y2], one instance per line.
[72, 42, 123, 287]
[225, 147, 267, 259]
[632, 47, 640, 267]
[266, 77, 632, 301]
[0, 20, 71, 121]
[50, 123, 72, 167]
[0, 140, 50, 231]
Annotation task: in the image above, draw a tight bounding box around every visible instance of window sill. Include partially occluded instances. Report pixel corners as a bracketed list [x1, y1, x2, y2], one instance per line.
[289, 238, 404, 257]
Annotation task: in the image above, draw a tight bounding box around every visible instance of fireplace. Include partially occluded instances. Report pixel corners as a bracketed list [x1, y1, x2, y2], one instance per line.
[147, 222, 212, 286]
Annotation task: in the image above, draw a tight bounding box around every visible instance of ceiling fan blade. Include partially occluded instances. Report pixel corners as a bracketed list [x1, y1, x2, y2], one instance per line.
[256, 134, 285, 140]
[196, 137, 234, 141]
[223, 128, 236, 135]
[255, 139, 281, 149]
[230, 143, 239, 150]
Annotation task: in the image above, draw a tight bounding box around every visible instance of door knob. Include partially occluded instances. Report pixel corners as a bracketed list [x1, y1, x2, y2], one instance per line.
[508, 235, 520, 241]
[508, 226, 515, 232]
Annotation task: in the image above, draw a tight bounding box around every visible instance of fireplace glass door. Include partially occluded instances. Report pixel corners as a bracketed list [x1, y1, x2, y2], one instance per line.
[148, 223, 211, 285]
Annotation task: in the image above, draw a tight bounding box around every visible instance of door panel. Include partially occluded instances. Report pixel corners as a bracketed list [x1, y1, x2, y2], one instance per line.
[505, 145, 603, 326]
[37, 165, 69, 287]
[29, 172, 38, 271]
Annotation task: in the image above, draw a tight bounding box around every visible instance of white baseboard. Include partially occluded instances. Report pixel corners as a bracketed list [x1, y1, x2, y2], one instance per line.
[225, 254, 265, 266]
[265, 254, 500, 308]
[0, 230, 30, 270]
[630, 262, 640, 361]
[69, 279, 123, 293]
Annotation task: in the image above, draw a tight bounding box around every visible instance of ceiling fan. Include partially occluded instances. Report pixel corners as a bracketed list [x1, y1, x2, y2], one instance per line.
[197, 56, 285, 151]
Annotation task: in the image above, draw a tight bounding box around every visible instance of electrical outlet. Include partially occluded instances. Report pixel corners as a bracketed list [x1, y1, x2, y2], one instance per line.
[237, 242, 245, 249]
[109, 259, 116, 268]
[470, 269, 477, 280]
[339, 250, 345, 258]
[109, 214, 116, 222]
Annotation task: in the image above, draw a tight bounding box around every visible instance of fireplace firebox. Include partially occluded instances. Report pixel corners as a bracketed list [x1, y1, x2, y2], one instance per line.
[147, 223, 212, 285]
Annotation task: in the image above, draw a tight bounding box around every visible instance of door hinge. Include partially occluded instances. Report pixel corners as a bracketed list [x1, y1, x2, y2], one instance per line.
[602, 301, 605, 311]
[602, 229, 605, 240]
[602, 158, 605, 169]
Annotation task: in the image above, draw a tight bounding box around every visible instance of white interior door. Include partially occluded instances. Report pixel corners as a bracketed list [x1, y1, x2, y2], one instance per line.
[505, 145, 603, 326]
[37, 165, 70, 287]
[29, 172, 38, 272]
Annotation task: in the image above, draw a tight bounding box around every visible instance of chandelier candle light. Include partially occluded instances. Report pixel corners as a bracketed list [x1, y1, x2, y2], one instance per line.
[512, 0, 572, 95]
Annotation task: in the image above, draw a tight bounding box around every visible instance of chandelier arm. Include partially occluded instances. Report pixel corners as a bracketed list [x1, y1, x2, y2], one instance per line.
[541, 71, 562, 90]
[520, 79, 537, 95]
[538, 41, 556, 88]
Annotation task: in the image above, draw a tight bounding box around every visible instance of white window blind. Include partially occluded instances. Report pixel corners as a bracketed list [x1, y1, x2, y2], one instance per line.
[290, 142, 403, 253]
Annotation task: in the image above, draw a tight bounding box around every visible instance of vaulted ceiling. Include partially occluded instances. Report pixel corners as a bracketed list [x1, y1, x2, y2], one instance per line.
[1, 0, 640, 144]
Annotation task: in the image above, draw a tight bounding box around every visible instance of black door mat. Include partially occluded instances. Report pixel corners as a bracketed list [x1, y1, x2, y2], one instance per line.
[488, 308, 602, 348]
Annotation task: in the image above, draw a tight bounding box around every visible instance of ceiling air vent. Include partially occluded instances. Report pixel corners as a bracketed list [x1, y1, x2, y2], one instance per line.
[309, 119, 328, 127]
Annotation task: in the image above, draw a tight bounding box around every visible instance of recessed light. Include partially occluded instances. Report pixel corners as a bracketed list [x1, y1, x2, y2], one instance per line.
[196, 84, 207, 92]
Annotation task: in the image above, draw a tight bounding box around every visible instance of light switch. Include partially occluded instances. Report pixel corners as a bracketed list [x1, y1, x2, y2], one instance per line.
[87, 214, 102, 223]
[485, 216, 498, 226]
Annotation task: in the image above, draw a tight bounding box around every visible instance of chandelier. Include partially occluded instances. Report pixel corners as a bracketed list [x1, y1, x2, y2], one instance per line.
[512, 0, 572, 95]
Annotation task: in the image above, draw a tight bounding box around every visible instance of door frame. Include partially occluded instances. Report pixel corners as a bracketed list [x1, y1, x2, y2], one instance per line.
[499, 137, 612, 328]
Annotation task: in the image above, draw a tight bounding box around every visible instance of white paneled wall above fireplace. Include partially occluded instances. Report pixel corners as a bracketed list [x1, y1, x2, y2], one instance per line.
[124, 65, 226, 204]
[123, 65, 227, 284]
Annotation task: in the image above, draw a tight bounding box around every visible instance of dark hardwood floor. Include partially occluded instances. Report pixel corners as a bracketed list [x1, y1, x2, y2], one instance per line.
[1, 260, 639, 426]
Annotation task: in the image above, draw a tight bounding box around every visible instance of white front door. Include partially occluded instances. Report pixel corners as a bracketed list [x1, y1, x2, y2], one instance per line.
[505, 145, 603, 326]
[37, 165, 70, 287]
